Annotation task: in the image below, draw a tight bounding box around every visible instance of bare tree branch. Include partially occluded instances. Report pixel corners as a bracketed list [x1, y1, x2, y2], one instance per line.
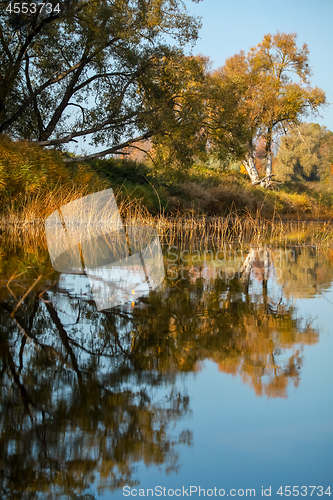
[36, 113, 139, 146]
[67, 102, 86, 124]
[72, 71, 136, 94]
[0, 61, 86, 131]
[63, 132, 153, 162]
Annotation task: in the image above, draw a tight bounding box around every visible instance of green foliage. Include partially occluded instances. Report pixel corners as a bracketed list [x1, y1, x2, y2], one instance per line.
[161, 166, 333, 218]
[276, 123, 333, 182]
[143, 54, 213, 177]
[0, 0, 203, 161]
[89, 157, 151, 185]
[0, 134, 68, 198]
[88, 157, 169, 212]
[229, 161, 242, 173]
[206, 69, 252, 163]
[2, 134, 333, 220]
[144, 140, 187, 183]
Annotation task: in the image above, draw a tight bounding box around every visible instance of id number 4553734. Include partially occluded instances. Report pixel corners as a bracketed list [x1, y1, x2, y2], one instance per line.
[6, 3, 60, 14]
[277, 486, 331, 496]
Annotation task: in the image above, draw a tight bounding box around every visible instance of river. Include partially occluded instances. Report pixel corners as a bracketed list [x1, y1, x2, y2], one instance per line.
[0, 228, 332, 499]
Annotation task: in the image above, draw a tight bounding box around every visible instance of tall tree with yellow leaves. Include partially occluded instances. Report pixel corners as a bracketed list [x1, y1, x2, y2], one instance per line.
[214, 32, 326, 187]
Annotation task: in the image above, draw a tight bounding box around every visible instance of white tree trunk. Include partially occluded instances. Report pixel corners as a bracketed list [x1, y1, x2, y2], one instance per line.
[266, 151, 272, 178]
[260, 151, 273, 188]
[243, 156, 260, 184]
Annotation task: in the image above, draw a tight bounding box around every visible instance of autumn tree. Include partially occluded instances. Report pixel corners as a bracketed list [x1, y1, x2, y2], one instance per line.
[138, 53, 210, 175]
[275, 122, 333, 182]
[198, 64, 252, 168]
[0, 0, 204, 161]
[213, 32, 326, 187]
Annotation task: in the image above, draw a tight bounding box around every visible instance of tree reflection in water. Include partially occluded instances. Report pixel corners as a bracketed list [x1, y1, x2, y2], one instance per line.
[0, 234, 332, 499]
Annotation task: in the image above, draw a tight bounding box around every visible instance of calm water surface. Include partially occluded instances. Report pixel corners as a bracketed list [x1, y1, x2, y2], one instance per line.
[0, 232, 332, 499]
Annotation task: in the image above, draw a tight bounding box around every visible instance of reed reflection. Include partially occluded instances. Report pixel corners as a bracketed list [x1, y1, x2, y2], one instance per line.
[45, 189, 164, 310]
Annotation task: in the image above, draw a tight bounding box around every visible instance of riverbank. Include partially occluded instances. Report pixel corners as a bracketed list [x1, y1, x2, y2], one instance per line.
[1, 136, 333, 227]
[87, 157, 333, 221]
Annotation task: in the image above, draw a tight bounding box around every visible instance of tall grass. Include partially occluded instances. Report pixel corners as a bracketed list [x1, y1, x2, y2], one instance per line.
[2, 209, 333, 256]
[151, 212, 333, 248]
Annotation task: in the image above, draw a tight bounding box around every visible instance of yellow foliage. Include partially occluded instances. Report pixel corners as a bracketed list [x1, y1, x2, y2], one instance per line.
[0, 135, 106, 220]
[0, 135, 69, 196]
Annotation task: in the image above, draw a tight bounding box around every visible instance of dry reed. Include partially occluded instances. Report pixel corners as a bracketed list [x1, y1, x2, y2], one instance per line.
[2, 203, 332, 250]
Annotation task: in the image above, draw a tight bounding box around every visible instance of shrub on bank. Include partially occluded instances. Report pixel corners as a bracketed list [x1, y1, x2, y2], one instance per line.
[0, 135, 105, 221]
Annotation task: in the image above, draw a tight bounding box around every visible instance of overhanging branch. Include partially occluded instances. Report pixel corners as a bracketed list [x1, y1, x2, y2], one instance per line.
[36, 113, 139, 146]
[62, 132, 153, 162]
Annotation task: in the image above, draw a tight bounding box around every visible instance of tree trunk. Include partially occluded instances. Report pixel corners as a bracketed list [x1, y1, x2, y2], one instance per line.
[243, 155, 260, 184]
[266, 150, 272, 179]
[262, 130, 273, 188]
[260, 150, 273, 187]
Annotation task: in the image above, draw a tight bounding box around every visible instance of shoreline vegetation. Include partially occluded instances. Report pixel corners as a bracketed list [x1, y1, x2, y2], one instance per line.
[0, 136, 333, 246]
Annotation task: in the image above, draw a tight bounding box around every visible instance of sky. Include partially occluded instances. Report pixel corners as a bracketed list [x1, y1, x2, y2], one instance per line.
[184, 0, 333, 131]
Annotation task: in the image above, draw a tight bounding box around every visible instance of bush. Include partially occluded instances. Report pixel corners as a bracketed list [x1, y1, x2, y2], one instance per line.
[88, 157, 151, 185]
[0, 135, 105, 219]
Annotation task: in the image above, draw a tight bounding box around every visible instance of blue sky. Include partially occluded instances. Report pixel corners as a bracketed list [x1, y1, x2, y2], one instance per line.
[184, 0, 333, 131]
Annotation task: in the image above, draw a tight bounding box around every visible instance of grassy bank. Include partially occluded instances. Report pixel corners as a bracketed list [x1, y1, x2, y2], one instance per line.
[89, 157, 333, 221]
[1, 136, 333, 228]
